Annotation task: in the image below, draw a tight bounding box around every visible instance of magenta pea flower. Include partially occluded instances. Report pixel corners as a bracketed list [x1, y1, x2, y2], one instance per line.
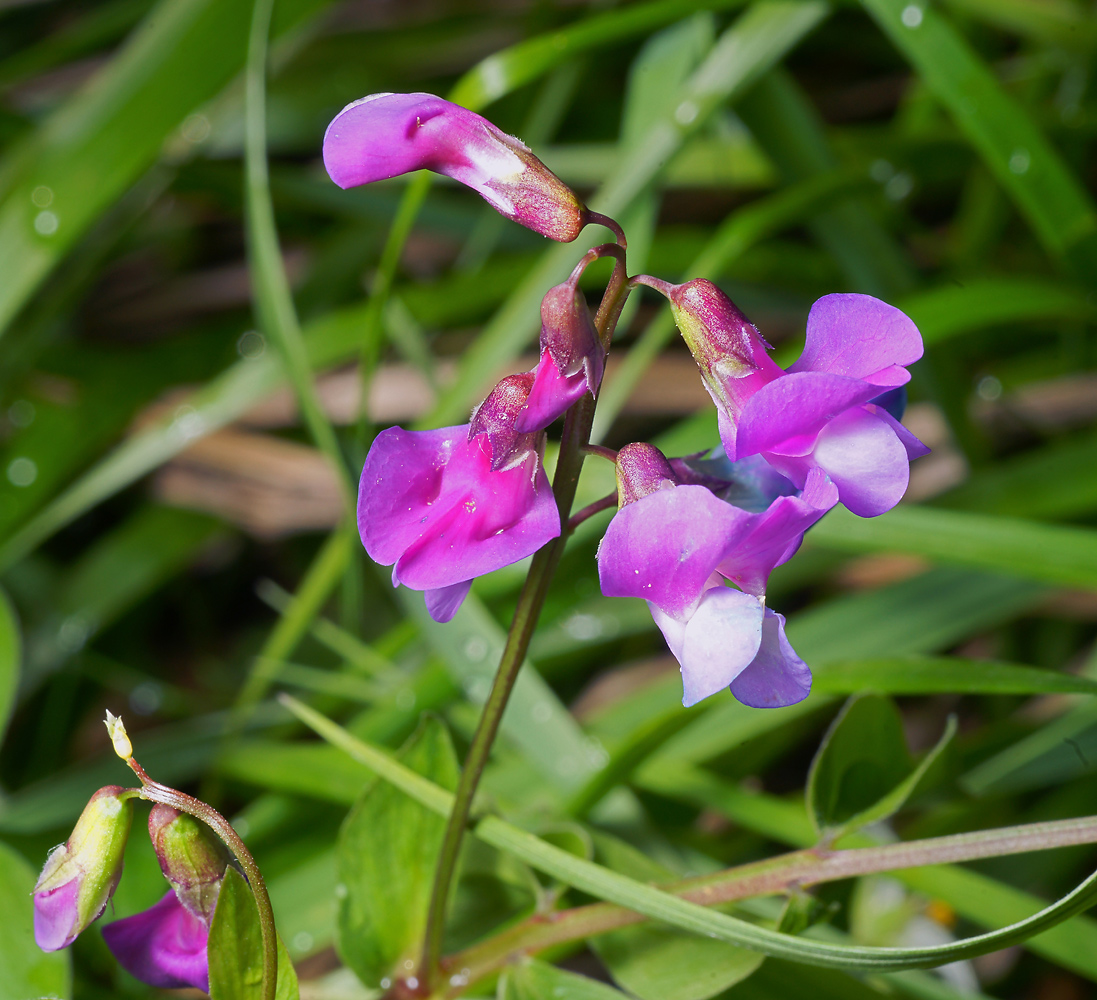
[598, 444, 837, 708]
[359, 374, 560, 623]
[324, 92, 587, 242]
[646, 279, 929, 517]
[102, 891, 211, 993]
[33, 786, 134, 952]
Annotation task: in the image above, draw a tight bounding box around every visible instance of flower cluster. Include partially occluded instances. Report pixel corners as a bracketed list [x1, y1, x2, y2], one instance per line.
[333, 94, 927, 709]
[34, 791, 229, 993]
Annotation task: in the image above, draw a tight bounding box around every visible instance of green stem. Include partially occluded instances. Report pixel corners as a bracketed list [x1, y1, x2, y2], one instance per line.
[418, 247, 632, 988]
[127, 758, 278, 1000]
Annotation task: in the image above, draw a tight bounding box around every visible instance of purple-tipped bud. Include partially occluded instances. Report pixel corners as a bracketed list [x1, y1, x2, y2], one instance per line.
[517, 275, 604, 433]
[469, 372, 542, 471]
[323, 93, 586, 241]
[615, 442, 680, 507]
[34, 786, 134, 951]
[148, 805, 230, 924]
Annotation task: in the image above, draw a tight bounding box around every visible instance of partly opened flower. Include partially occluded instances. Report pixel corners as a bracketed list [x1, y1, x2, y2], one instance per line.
[359, 376, 560, 623]
[34, 786, 134, 951]
[102, 804, 230, 992]
[660, 282, 929, 517]
[598, 443, 837, 708]
[324, 92, 586, 241]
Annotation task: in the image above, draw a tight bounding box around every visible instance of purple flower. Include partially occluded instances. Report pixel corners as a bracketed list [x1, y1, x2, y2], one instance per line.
[516, 260, 605, 433]
[102, 891, 210, 993]
[663, 282, 928, 517]
[34, 786, 133, 952]
[324, 93, 586, 241]
[359, 376, 560, 622]
[598, 444, 837, 707]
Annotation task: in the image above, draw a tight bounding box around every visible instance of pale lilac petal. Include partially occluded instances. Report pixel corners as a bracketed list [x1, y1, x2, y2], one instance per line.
[717, 467, 838, 595]
[869, 404, 931, 460]
[735, 372, 883, 459]
[514, 348, 588, 432]
[729, 610, 812, 708]
[677, 588, 765, 707]
[34, 878, 80, 951]
[424, 580, 472, 623]
[102, 892, 209, 993]
[597, 486, 752, 618]
[791, 293, 922, 384]
[359, 425, 560, 592]
[810, 407, 911, 517]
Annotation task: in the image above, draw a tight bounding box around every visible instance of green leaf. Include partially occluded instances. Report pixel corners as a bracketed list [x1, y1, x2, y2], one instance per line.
[208, 865, 299, 1000]
[814, 656, 1097, 697]
[594, 924, 764, 1000]
[0, 588, 19, 744]
[336, 716, 458, 988]
[807, 694, 955, 839]
[501, 959, 630, 1000]
[807, 505, 1097, 591]
[860, 0, 1097, 278]
[0, 0, 332, 338]
[0, 839, 70, 1000]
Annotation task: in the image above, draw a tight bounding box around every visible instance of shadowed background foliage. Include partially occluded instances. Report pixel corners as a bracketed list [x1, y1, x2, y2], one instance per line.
[2, 0, 1097, 997]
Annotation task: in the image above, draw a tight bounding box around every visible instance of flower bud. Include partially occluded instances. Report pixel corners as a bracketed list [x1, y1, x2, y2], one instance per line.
[516, 274, 604, 433]
[148, 805, 229, 924]
[469, 372, 542, 472]
[34, 786, 134, 951]
[323, 93, 586, 241]
[615, 442, 680, 507]
[666, 280, 773, 412]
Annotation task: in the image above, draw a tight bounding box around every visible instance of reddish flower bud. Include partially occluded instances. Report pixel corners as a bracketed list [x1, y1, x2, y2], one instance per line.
[469, 372, 543, 472]
[148, 805, 229, 924]
[614, 442, 679, 507]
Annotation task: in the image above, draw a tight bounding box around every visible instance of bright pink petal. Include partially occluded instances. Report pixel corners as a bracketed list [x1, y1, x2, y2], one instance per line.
[729, 610, 812, 708]
[597, 486, 753, 619]
[809, 407, 912, 517]
[736, 372, 883, 458]
[359, 424, 559, 592]
[102, 892, 209, 993]
[791, 293, 922, 384]
[514, 348, 589, 432]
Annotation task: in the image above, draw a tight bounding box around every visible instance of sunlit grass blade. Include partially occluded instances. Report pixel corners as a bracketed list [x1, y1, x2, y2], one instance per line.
[861, 0, 1097, 279]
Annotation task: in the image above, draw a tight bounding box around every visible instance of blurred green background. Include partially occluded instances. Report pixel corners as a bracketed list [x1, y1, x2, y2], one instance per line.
[3, 0, 1097, 997]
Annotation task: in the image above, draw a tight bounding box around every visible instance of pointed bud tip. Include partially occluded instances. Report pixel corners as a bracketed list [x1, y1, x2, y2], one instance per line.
[104, 711, 132, 760]
[615, 443, 679, 506]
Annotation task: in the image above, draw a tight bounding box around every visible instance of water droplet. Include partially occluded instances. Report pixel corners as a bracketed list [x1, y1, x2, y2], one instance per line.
[7, 456, 37, 487]
[34, 210, 58, 236]
[901, 5, 923, 28]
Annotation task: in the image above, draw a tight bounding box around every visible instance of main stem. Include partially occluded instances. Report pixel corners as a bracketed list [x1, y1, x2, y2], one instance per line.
[127, 758, 278, 1000]
[419, 234, 629, 988]
[418, 395, 596, 985]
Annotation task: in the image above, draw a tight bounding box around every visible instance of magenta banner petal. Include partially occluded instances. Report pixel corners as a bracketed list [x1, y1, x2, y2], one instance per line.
[790, 293, 923, 383]
[810, 407, 911, 517]
[424, 580, 472, 623]
[677, 588, 766, 707]
[102, 892, 209, 992]
[598, 485, 752, 618]
[323, 93, 585, 241]
[735, 372, 882, 458]
[729, 610, 812, 708]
